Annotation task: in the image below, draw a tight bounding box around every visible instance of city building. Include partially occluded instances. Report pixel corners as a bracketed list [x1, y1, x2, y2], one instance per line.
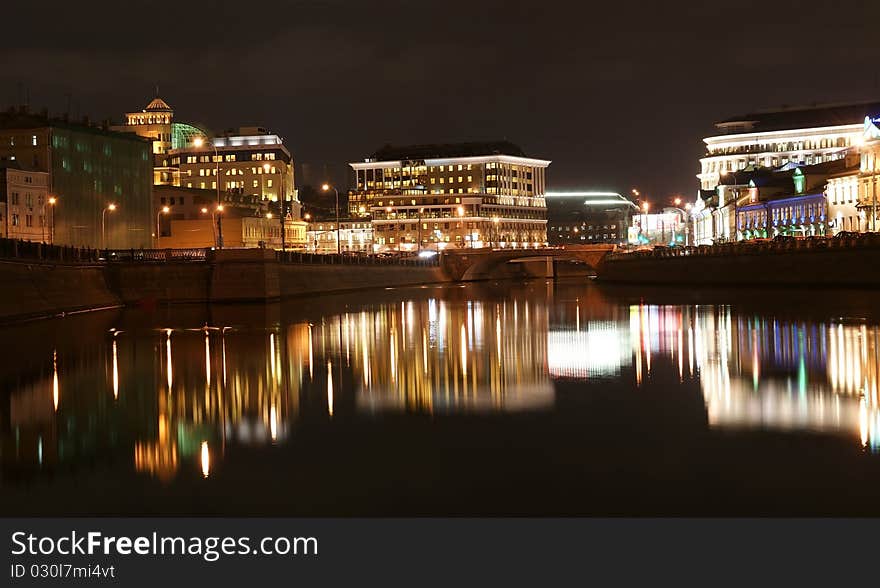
[349, 141, 550, 251]
[628, 209, 688, 245]
[545, 191, 636, 245]
[858, 116, 880, 232]
[697, 101, 880, 190]
[306, 220, 373, 254]
[0, 161, 51, 242]
[737, 167, 830, 239]
[0, 107, 153, 249]
[111, 96, 205, 186]
[154, 185, 306, 249]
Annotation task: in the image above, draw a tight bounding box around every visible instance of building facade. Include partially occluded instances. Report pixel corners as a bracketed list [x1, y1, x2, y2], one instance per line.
[0, 162, 51, 242]
[628, 210, 688, 245]
[0, 108, 153, 249]
[697, 102, 880, 190]
[349, 142, 549, 252]
[306, 220, 373, 254]
[545, 191, 636, 245]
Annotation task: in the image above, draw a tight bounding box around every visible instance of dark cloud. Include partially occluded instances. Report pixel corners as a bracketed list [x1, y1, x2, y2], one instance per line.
[4, 0, 880, 199]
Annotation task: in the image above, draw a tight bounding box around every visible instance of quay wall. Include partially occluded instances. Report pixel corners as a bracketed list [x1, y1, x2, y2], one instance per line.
[600, 242, 880, 287]
[0, 259, 121, 323]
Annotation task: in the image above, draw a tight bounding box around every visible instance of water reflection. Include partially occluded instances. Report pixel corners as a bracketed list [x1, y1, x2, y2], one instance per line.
[4, 283, 880, 489]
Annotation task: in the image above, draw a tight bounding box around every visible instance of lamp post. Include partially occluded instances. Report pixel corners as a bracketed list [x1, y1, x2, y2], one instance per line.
[640, 201, 650, 243]
[669, 197, 692, 246]
[45, 195, 57, 244]
[212, 205, 224, 247]
[102, 203, 117, 250]
[156, 205, 170, 247]
[194, 136, 223, 248]
[720, 170, 741, 241]
[492, 215, 500, 248]
[417, 207, 424, 253]
[322, 183, 340, 254]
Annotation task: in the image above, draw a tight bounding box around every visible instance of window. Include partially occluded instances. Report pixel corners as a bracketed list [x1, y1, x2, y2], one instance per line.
[267, 179, 273, 187]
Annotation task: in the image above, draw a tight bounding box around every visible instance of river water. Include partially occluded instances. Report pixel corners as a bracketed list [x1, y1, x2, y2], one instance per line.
[3, 279, 880, 515]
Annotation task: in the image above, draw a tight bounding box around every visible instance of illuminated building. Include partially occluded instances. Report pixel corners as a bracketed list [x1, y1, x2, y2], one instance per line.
[306, 220, 373, 254]
[0, 161, 51, 242]
[735, 160, 850, 239]
[349, 141, 550, 251]
[545, 191, 636, 245]
[167, 127, 295, 204]
[858, 116, 880, 232]
[697, 101, 879, 190]
[628, 209, 687, 245]
[0, 107, 153, 249]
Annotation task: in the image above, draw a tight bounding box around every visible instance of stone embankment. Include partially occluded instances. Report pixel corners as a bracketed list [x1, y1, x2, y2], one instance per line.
[600, 235, 880, 287]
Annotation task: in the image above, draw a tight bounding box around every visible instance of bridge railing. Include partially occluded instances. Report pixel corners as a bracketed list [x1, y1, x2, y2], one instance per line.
[103, 248, 211, 263]
[275, 250, 440, 267]
[605, 234, 880, 262]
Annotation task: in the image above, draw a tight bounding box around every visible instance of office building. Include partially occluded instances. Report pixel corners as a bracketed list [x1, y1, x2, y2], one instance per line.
[0, 107, 153, 249]
[349, 141, 549, 251]
[697, 101, 880, 190]
[545, 191, 636, 245]
[0, 161, 51, 242]
[306, 220, 373, 254]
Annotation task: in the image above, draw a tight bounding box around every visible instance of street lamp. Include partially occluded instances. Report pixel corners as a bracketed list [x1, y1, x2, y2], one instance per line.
[667, 198, 691, 246]
[212, 205, 224, 248]
[492, 215, 500, 248]
[194, 136, 223, 248]
[102, 203, 117, 250]
[45, 195, 57, 244]
[720, 170, 742, 241]
[322, 183, 340, 254]
[156, 205, 170, 247]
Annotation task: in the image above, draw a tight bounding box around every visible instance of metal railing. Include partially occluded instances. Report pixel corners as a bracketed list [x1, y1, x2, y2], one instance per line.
[0, 238, 103, 263]
[276, 250, 441, 267]
[605, 233, 880, 262]
[103, 248, 211, 262]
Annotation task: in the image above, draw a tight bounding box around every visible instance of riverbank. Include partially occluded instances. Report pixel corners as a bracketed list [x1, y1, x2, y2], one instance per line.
[0, 259, 122, 324]
[600, 238, 880, 287]
[0, 249, 454, 324]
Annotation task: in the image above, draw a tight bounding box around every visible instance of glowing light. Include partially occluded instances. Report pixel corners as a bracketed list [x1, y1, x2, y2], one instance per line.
[112, 340, 119, 400]
[52, 350, 59, 412]
[204, 330, 211, 386]
[270, 404, 278, 442]
[107, 203, 117, 211]
[165, 329, 173, 390]
[327, 360, 334, 417]
[200, 441, 210, 478]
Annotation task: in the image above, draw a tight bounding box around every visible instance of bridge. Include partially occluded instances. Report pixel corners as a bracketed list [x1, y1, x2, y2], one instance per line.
[439, 244, 617, 281]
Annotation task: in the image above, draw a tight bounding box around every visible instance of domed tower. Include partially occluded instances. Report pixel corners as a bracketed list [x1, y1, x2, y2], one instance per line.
[121, 96, 174, 156]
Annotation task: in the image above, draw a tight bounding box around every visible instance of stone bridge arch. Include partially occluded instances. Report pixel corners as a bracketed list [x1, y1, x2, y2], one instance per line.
[440, 245, 616, 281]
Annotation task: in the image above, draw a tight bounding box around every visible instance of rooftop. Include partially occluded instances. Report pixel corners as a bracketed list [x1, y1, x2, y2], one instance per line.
[715, 101, 880, 134]
[0, 108, 151, 143]
[144, 97, 172, 112]
[369, 140, 528, 161]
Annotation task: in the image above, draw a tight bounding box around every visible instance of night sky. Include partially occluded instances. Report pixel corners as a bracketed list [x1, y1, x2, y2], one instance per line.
[3, 1, 880, 204]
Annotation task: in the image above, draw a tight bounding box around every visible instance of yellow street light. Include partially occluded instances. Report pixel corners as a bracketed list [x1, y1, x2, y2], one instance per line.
[266, 212, 273, 219]
[201, 207, 209, 214]
[304, 213, 311, 220]
[674, 197, 682, 206]
[102, 203, 117, 249]
[642, 202, 650, 212]
[193, 137, 205, 148]
[156, 206, 170, 246]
